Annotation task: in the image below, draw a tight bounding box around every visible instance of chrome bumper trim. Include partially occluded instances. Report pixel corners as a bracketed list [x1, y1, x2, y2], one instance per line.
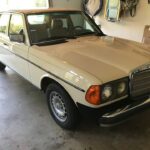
[99, 97, 150, 127]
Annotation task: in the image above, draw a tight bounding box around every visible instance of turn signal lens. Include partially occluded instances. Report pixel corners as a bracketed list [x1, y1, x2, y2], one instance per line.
[85, 85, 101, 105]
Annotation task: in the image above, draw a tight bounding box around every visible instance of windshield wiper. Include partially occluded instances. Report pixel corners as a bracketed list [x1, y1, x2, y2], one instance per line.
[64, 36, 77, 39]
[33, 38, 67, 46]
[77, 32, 99, 36]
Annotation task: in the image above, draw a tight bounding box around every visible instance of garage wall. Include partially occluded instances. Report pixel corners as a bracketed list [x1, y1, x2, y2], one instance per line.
[0, 0, 81, 10]
[52, 0, 150, 43]
[52, 0, 81, 9]
[0, 0, 49, 10]
[95, 0, 150, 42]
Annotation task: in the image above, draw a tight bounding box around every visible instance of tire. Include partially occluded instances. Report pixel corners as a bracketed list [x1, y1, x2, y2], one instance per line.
[0, 62, 6, 71]
[46, 83, 79, 129]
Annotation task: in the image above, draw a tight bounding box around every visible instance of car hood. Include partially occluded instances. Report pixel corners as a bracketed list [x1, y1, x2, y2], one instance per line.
[33, 36, 150, 83]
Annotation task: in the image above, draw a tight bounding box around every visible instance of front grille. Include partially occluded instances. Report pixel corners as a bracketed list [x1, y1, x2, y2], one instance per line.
[130, 68, 150, 98]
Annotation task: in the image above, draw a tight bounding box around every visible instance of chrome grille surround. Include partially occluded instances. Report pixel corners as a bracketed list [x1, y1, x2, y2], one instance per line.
[130, 63, 150, 99]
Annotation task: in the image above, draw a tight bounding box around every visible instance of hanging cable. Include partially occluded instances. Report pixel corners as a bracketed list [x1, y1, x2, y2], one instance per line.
[82, 0, 103, 17]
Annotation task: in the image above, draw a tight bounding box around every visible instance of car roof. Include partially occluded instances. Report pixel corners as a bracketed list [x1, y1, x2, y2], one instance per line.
[0, 8, 81, 14]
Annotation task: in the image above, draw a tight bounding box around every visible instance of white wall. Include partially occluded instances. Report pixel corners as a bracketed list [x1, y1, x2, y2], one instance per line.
[0, 0, 49, 10]
[52, 0, 81, 9]
[95, 0, 150, 42]
[52, 0, 150, 43]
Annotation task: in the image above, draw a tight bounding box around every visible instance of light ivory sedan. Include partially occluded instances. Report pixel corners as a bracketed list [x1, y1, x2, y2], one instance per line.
[0, 9, 150, 129]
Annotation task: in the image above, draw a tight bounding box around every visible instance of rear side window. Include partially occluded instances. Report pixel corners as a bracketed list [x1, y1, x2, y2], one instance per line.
[0, 14, 10, 34]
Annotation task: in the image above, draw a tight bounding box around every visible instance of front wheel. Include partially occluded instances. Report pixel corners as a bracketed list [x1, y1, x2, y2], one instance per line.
[0, 62, 6, 71]
[46, 83, 80, 129]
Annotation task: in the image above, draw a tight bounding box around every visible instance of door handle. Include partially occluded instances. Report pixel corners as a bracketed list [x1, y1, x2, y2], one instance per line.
[3, 43, 8, 46]
[2, 43, 10, 49]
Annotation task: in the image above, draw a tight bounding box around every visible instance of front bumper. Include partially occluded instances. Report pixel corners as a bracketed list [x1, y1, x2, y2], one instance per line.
[77, 97, 150, 127]
[100, 97, 150, 127]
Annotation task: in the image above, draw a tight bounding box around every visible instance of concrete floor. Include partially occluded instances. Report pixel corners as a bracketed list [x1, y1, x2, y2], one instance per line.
[0, 68, 150, 150]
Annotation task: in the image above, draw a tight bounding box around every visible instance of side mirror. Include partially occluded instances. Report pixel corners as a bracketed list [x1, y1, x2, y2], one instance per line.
[9, 34, 25, 43]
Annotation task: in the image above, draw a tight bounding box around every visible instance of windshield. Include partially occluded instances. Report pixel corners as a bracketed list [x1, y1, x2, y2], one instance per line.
[26, 11, 102, 45]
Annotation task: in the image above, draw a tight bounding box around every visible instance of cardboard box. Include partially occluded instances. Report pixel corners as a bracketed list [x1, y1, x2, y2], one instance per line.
[142, 25, 150, 45]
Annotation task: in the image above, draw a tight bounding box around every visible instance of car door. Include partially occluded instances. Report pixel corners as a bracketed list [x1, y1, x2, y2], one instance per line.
[0, 13, 12, 67]
[7, 13, 30, 80]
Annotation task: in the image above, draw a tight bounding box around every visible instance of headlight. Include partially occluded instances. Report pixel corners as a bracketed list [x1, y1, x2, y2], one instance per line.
[85, 77, 129, 105]
[101, 77, 129, 103]
[117, 82, 126, 94]
[102, 85, 112, 100]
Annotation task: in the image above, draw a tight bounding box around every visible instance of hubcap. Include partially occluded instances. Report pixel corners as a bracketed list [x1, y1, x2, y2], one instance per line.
[49, 91, 67, 122]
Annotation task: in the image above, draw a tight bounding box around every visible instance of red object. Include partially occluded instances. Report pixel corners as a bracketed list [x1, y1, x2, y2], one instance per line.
[85, 85, 101, 105]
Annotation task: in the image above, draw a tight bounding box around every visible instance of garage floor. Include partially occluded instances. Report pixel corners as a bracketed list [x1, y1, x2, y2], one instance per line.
[0, 68, 150, 150]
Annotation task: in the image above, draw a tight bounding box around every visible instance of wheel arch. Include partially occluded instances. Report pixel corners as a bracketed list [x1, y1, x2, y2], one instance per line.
[41, 76, 80, 107]
[41, 76, 59, 92]
[41, 76, 74, 98]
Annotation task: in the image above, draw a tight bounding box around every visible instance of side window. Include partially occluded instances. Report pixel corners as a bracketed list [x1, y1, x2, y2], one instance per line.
[0, 14, 10, 34]
[9, 14, 24, 34]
